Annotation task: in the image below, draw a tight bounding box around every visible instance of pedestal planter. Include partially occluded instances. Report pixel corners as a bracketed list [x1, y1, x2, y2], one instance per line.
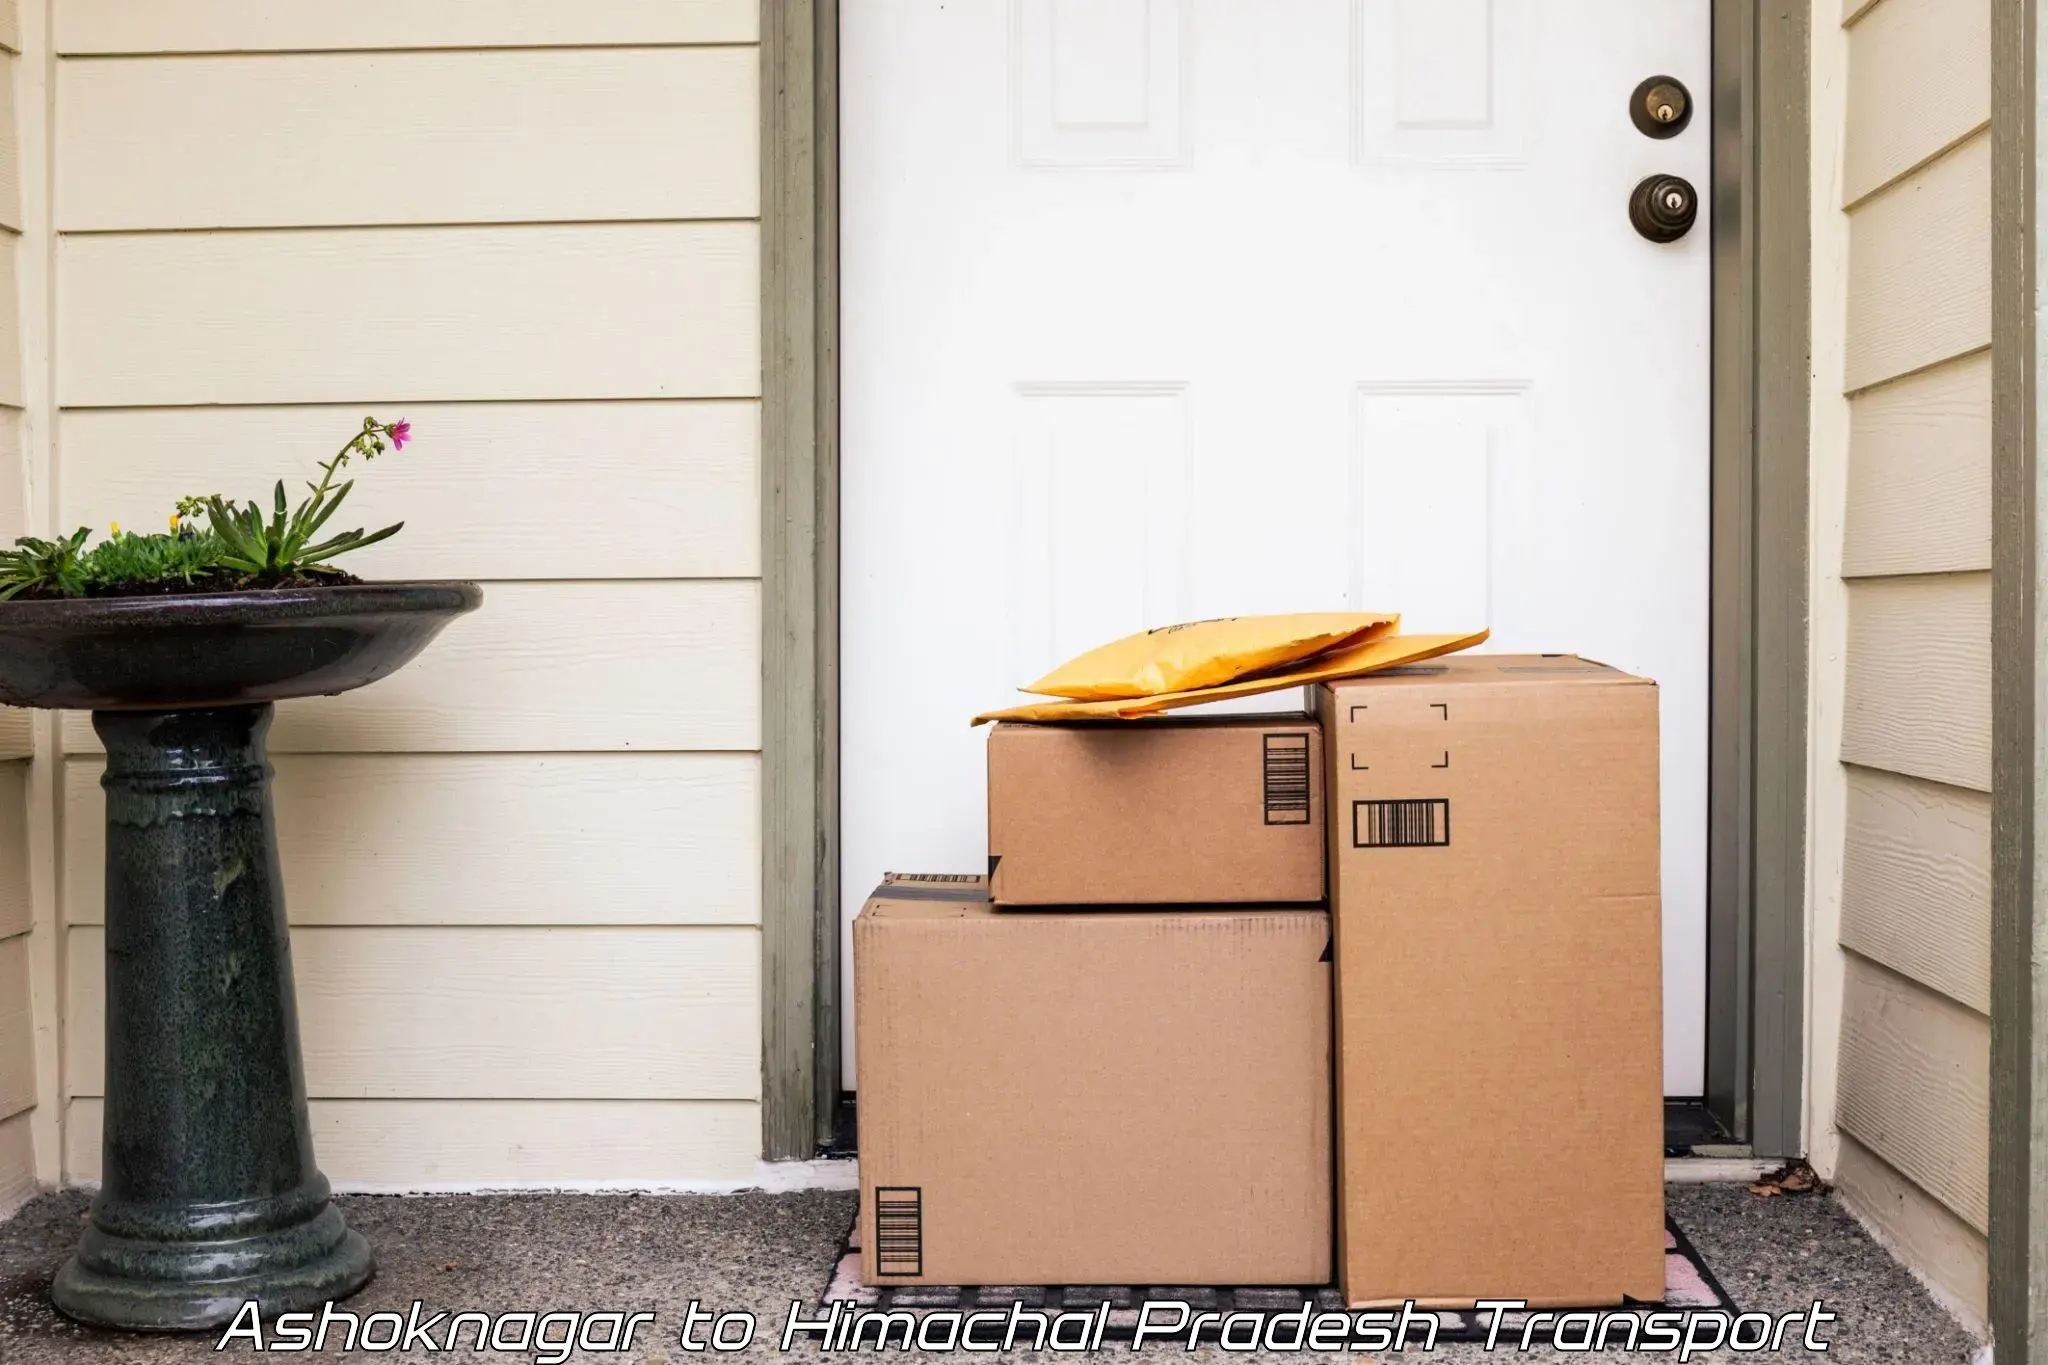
[0, 583, 481, 1331]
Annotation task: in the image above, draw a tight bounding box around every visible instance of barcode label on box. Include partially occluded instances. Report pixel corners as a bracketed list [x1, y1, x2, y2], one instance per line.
[1354, 798, 1450, 848]
[1263, 733, 1312, 825]
[875, 1187, 923, 1277]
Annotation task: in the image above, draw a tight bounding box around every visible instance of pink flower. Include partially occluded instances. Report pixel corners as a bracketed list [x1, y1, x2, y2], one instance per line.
[388, 420, 411, 451]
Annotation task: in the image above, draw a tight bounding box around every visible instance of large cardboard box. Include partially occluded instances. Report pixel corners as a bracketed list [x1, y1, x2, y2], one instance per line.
[987, 715, 1324, 905]
[1317, 656, 1665, 1308]
[854, 875, 1332, 1286]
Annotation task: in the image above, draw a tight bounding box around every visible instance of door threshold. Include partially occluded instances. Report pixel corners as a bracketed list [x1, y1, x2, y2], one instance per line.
[1665, 1155, 1776, 1183]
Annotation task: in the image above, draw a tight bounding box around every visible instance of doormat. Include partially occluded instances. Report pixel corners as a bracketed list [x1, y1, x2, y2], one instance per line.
[821, 1216, 1734, 1346]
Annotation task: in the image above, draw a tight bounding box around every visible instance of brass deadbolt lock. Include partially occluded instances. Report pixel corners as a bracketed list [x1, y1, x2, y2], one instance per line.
[1630, 75, 1692, 138]
[1630, 174, 1697, 243]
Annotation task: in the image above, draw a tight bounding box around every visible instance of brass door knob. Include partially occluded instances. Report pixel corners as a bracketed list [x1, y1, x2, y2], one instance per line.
[1631, 75, 1692, 138]
[1630, 174, 1697, 243]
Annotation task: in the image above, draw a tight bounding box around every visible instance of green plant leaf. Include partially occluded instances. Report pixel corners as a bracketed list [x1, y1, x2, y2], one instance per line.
[281, 496, 320, 559]
[266, 482, 290, 566]
[238, 502, 270, 564]
[294, 480, 353, 550]
[300, 520, 403, 564]
[205, 498, 267, 572]
[284, 490, 319, 546]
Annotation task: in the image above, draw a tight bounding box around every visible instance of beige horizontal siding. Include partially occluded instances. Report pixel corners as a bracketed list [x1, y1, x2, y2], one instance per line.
[1841, 574, 1991, 792]
[0, 761, 30, 1159]
[65, 753, 762, 928]
[54, 0, 758, 54]
[1837, 954, 1990, 1232]
[1841, 767, 1990, 1013]
[1844, 0, 1990, 206]
[1845, 132, 1990, 393]
[66, 1098, 760, 1189]
[0, 407, 24, 546]
[46, 7, 769, 1185]
[0, 392, 22, 752]
[0, 934, 31, 1120]
[0, 0, 28, 1209]
[60, 401, 760, 581]
[58, 48, 758, 231]
[1830, 0, 1995, 1303]
[57, 223, 760, 407]
[1833, 1133, 1988, 1330]
[0, 51, 19, 231]
[58, 580, 762, 755]
[1843, 352, 1991, 577]
[0, 413, 17, 770]
[0, 1110, 31, 1216]
[0, 242, 21, 410]
[0, 761, 25, 939]
[66, 925, 762, 1101]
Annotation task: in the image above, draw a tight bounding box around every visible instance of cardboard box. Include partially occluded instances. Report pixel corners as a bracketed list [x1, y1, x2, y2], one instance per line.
[987, 715, 1324, 905]
[1317, 656, 1665, 1308]
[854, 875, 1332, 1286]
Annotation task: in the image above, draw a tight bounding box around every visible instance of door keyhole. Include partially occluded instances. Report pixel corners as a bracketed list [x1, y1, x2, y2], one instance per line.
[1629, 174, 1697, 243]
[1630, 75, 1693, 138]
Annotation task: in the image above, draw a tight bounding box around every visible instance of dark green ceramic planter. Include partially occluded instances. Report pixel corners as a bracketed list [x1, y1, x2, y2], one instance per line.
[0, 583, 481, 1331]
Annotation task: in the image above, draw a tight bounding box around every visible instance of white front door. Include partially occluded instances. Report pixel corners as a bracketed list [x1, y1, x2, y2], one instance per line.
[841, 0, 1711, 1095]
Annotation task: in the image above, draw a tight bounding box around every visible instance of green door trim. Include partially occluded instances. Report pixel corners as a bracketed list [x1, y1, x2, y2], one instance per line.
[1990, 0, 2047, 1348]
[761, 0, 840, 1161]
[1704, 0, 1811, 1159]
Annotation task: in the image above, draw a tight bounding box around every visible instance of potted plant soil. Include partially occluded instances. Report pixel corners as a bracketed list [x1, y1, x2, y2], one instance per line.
[0, 418, 479, 1330]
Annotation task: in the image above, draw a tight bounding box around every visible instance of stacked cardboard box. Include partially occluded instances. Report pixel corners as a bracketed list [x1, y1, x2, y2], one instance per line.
[857, 656, 1664, 1306]
[857, 715, 1334, 1286]
[1316, 655, 1665, 1307]
[987, 716, 1327, 905]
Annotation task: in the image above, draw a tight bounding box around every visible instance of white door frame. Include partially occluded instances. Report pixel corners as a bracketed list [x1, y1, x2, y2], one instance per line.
[758, 0, 1812, 1162]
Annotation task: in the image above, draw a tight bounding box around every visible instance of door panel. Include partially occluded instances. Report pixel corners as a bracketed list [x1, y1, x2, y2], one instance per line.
[842, 0, 1711, 1094]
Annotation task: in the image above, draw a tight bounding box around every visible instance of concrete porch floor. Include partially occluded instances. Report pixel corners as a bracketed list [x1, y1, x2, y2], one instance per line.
[0, 1183, 1980, 1362]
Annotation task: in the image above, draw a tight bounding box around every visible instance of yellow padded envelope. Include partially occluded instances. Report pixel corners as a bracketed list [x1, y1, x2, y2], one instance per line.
[974, 629, 1490, 724]
[1022, 611, 1399, 700]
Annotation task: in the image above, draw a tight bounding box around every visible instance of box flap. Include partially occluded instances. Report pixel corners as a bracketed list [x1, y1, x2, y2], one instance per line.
[859, 874, 993, 920]
[1320, 652, 1651, 693]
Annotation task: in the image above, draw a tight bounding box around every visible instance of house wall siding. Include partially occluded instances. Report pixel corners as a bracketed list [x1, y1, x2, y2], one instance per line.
[0, 0, 37, 1220]
[1824, 0, 1991, 1328]
[40, 0, 766, 1187]
[0, 765, 33, 1217]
